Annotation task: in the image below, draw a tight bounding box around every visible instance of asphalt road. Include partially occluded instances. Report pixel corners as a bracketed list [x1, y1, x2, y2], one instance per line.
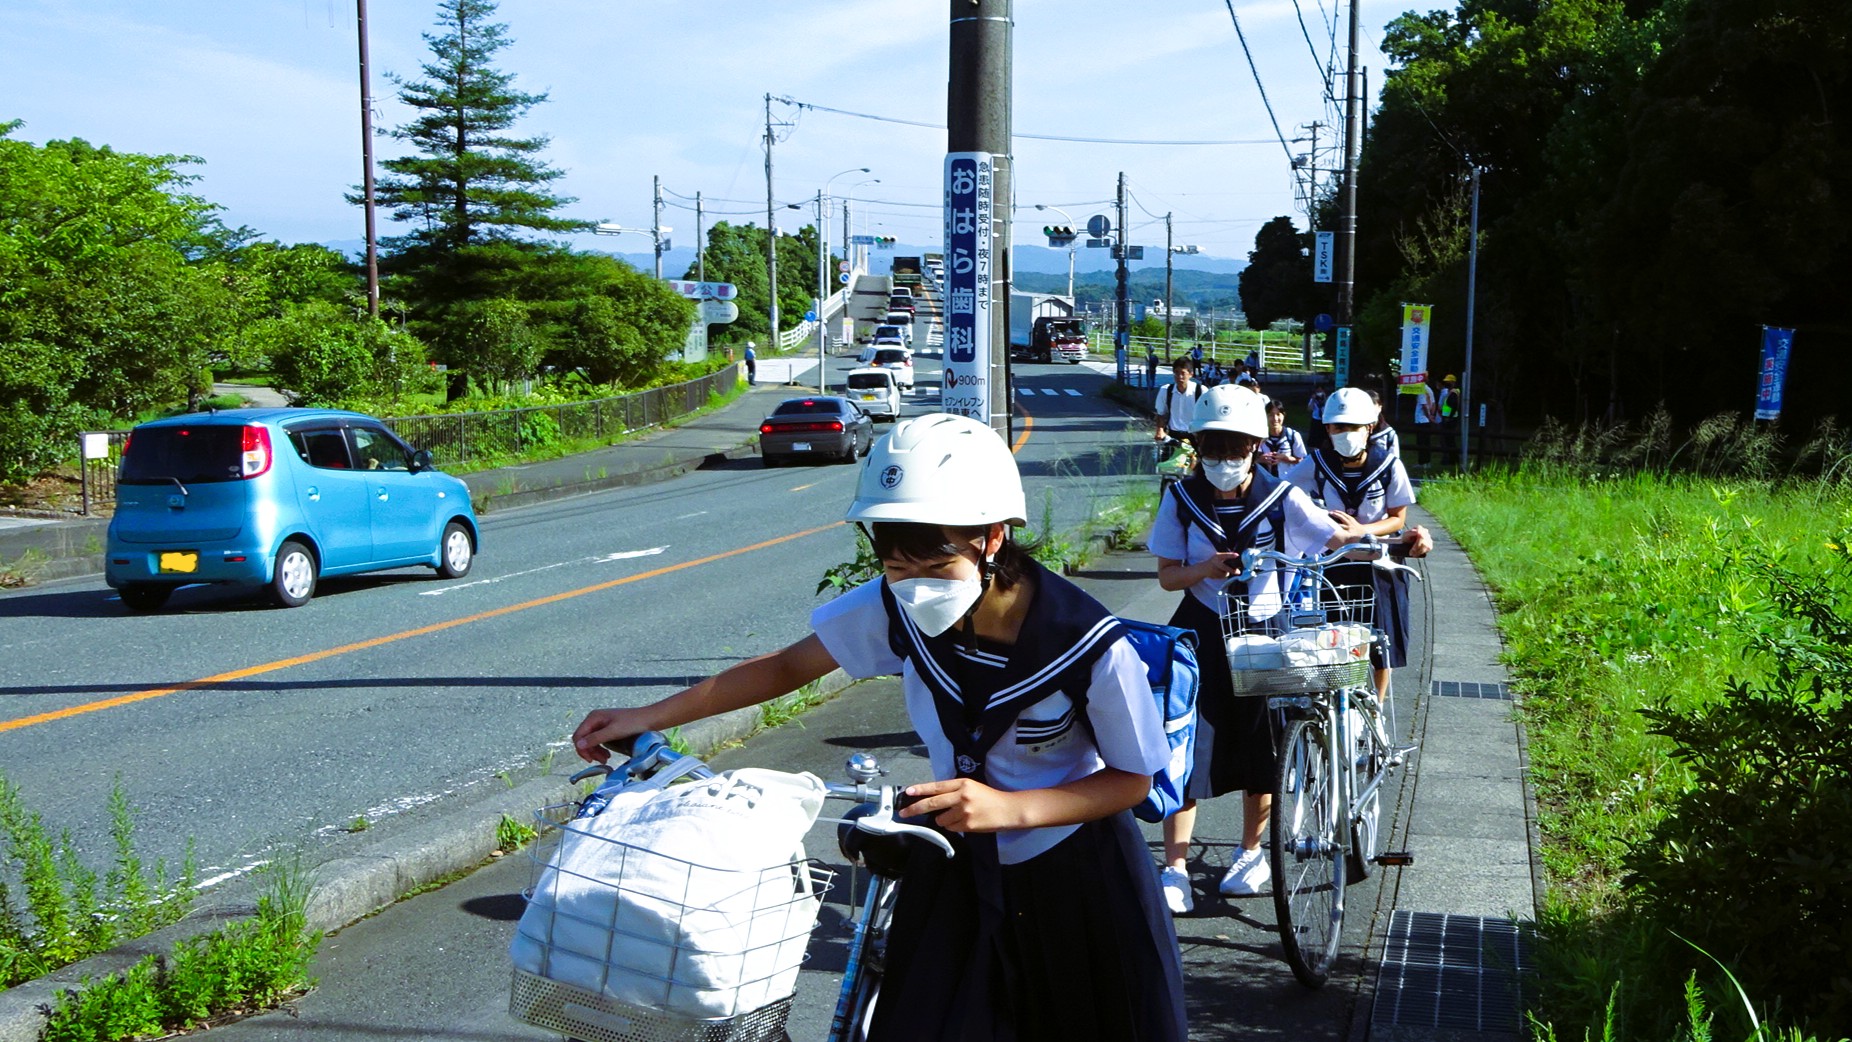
[0, 356, 1147, 896]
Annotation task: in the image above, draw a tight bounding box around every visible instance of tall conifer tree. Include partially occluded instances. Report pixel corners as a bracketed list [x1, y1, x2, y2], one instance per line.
[373, 0, 587, 257]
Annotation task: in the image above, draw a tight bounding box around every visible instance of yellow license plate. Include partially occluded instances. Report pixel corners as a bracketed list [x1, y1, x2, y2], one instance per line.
[159, 551, 199, 574]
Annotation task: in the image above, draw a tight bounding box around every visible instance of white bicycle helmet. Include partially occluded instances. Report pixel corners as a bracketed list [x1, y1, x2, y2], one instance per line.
[845, 413, 1027, 527]
[1323, 386, 1379, 425]
[1193, 384, 1269, 439]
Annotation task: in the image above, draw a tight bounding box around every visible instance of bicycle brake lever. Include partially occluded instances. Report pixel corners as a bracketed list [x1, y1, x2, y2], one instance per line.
[569, 764, 614, 784]
[855, 789, 957, 859]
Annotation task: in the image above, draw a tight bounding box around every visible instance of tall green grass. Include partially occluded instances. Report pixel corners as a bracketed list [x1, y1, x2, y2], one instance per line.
[1422, 456, 1852, 1041]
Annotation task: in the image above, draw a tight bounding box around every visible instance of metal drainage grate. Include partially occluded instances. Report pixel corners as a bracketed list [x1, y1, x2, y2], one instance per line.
[1374, 910, 1534, 1033]
[1432, 680, 1512, 700]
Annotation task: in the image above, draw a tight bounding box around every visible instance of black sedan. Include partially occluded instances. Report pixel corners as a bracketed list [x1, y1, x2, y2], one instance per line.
[758, 397, 876, 466]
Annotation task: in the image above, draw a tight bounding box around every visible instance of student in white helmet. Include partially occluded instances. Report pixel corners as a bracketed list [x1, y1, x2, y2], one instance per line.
[1146, 384, 1371, 912]
[573, 413, 1186, 1042]
[1283, 386, 1420, 703]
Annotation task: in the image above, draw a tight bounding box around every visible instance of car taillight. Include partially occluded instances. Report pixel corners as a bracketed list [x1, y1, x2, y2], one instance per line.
[759, 423, 775, 435]
[826, 420, 845, 432]
[241, 425, 272, 478]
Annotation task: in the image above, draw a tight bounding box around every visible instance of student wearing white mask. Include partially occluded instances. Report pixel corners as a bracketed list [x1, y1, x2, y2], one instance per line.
[1283, 386, 1420, 704]
[1146, 384, 1369, 913]
[574, 413, 1187, 1042]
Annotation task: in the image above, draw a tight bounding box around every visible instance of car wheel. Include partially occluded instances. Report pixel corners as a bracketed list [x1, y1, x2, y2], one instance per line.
[271, 540, 317, 608]
[118, 584, 171, 612]
[436, 521, 473, 579]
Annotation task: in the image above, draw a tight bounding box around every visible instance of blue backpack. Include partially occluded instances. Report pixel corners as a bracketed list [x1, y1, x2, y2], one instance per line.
[1113, 618, 1200, 823]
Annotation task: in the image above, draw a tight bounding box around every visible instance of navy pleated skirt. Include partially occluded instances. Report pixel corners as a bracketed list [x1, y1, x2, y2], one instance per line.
[866, 812, 1186, 1042]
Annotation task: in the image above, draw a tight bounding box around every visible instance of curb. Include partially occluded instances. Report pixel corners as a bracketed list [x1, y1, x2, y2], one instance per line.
[465, 440, 759, 515]
[0, 667, 858, 1042]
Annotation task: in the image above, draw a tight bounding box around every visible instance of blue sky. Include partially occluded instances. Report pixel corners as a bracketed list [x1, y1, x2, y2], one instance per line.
[2, 1, 1397, 264]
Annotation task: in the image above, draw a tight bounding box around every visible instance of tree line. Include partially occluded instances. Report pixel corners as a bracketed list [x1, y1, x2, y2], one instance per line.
[1346, 0, 1846, 428]
[0, 0, 831, 486]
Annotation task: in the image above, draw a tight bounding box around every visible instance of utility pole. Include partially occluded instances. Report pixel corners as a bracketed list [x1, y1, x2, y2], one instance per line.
[1335, 0, 1362, 343]
[1460, 164, 1481, 473]
[947, 0, 1013, 437]
[355, 0, 379, 318]
[764, 93, 779, 353]
[816, 189, 827, 393]
[1115, 171, 1130, 384]
[696, 191, 705, 283]
[1164, 212, 1174, 356]
[652, 175, 664, 281]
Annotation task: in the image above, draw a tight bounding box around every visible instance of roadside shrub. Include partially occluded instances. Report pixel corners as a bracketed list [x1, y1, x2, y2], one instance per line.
[1623, 536, 1852, 1034]
[0, 775, 195, 990]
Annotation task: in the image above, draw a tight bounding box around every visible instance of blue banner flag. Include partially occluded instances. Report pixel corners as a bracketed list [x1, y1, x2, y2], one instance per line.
[1754, 326, 1795, 421]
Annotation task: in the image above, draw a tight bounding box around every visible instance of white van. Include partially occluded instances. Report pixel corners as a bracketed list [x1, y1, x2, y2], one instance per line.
[844, 367, 903, 421]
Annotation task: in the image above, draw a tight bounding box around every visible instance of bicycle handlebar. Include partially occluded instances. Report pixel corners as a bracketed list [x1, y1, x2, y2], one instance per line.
[1231, 536, 1426, 583]
[576, 730, 956, 861]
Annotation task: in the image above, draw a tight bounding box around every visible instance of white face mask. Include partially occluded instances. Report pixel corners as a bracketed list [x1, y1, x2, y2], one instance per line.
[1330, 430, 1369, 458]
[1203, 457, 1250, 492]
[889, 575, 984, 637]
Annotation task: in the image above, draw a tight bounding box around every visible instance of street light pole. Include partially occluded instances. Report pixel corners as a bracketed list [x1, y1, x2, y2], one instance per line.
[821, 167, 872, 365]
[355, 0, 379, 319]
[652, 174, 664, 280]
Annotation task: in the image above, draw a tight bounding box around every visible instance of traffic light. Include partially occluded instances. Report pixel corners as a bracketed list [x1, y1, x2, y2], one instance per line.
[873, 235, 897, 248]
[1043, 225, 1076, 246]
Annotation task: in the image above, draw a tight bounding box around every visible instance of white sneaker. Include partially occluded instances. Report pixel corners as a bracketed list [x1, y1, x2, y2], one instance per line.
[1219, 846, 1271, 896]
[1159, 865, 1194, 914]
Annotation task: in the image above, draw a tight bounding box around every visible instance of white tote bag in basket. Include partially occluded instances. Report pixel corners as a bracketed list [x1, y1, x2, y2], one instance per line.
[510, 765, 827, 1019]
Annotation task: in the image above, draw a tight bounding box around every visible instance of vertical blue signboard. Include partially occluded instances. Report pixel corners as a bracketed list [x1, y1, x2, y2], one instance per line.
[1754, 326, 1794, 421]
[1335, 326, 1351, 388]
[941, 153, 993, 423]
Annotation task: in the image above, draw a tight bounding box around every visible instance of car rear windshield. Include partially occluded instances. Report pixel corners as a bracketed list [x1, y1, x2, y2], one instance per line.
[872, 350, 909, 364]
[771, 400, 841, 416]
[875, 326, 903, 337]
[118, 426, 248, 485]
[847, 373, 893, 389]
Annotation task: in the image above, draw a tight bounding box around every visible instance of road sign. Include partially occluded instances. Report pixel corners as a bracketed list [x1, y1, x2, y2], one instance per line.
[698, 299, 739, 324]
[838, 272, 852, 285]
[838, 260, 851, 273]
[1314, 232, 1335, 283]
[1126, 245, 1144, 260]
[1086, 214, 1112, 238]
[850, 234, 876, 245]
[1086, 237, 1111, 249]
[666, 280, 737, 300]
[804, 309, 817, 322]
[1314, 313, 1335, 332]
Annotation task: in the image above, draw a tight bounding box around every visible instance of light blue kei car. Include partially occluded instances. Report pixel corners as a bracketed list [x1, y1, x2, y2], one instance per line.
[105, 408, 479, 610]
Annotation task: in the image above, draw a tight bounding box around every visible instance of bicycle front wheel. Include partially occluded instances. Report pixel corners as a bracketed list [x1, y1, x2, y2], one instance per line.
[1270, 716, 1345, 987]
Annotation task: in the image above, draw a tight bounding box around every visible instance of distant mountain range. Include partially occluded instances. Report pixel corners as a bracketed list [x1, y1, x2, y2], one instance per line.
[318, 239, 1245, 307]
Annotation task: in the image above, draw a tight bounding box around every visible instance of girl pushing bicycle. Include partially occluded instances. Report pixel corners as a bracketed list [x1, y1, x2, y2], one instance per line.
[573, 413, 1186, 1042]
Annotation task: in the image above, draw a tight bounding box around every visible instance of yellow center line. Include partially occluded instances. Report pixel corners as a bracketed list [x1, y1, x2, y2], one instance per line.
[0, 521, 846, 734]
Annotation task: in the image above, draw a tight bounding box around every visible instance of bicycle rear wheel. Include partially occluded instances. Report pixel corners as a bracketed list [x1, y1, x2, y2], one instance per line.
[1270, 716, 1345, 987]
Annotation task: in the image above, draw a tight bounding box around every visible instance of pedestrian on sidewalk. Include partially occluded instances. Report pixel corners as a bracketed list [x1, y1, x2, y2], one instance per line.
[1367, 388, 1402, 461]
[573, 413, 1187, 1042]
[1155, 358, 1204, 451]
[1257, 398, 1306, 476]
[1146, 384, 1370, 913]
[743, 342, 757, 386]
[1412, 380, 1439, 466]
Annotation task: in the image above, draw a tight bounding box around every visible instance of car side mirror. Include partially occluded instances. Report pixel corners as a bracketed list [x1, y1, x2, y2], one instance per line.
[410, 449, 434, 472]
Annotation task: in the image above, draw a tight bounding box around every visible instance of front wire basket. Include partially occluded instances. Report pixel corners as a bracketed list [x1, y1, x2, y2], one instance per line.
[509, 801, 835, 1042]
[1221, 560, 1378, 696]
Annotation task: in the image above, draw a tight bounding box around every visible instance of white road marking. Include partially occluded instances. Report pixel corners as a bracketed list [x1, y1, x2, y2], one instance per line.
[420, 546, 669, 595]
[1064, 388, 1083, 396]
[674, 511, 708, 520]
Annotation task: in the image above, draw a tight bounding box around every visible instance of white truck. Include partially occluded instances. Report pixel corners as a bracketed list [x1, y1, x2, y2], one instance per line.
[1008, 291, 1086, 364]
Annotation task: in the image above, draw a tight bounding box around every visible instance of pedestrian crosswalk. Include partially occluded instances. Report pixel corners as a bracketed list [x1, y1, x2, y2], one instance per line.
[1015, 387, 1085, 396]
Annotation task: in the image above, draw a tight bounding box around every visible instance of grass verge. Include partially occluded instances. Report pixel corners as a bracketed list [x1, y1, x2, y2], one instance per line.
[1421, 462, 1851, 1041]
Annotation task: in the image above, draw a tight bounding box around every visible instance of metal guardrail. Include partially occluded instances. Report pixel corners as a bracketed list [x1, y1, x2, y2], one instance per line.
[1089, 333, 1332, 373]
[75, 366, 741, 515]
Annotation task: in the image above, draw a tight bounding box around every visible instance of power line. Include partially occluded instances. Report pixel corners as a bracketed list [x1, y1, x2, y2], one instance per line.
[1289, 0, 1335, 95]
[1223, 0, 1299, 169]
[774, 96, 1281, 147]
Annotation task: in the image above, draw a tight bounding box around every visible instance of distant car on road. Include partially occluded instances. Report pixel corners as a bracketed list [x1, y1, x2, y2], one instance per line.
[869, 347, 916, 392]
[105, 408, 478, 610]
[758, 397, 875, 466]
[844, 367, 903, 421]
[873, 322, 911, 348]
